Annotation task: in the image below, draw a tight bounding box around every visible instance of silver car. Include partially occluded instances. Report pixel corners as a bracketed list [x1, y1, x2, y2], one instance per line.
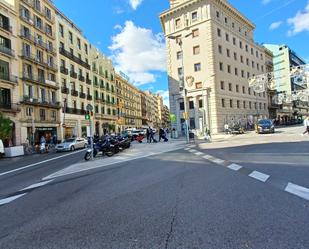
[56, 138, 87, 152]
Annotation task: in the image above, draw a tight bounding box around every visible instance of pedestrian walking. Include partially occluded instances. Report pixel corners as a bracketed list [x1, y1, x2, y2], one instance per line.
[224, 123, 229, 134]
[302, 116, 309, 135]
[159, 128, 164, 142]
[146, 127, 150, 143]
[149, 127, 155, 143]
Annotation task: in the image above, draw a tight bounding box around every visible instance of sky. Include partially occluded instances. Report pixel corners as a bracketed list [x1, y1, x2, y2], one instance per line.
[53, 0, 309, 106]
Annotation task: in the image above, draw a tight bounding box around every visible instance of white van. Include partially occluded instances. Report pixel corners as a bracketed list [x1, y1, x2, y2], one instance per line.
[0, 139, 4, 157]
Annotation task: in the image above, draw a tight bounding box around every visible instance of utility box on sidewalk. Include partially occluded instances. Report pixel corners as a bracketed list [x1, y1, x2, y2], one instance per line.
[171, 130, 178, 139]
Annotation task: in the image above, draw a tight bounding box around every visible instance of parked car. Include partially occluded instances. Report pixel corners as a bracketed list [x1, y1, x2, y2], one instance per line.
[255, 119, 275, 134]
[56, 138, 87, 152]
[0, 139, 4, 158]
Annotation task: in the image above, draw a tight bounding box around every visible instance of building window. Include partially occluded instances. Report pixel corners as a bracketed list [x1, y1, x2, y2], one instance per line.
[189, 101, 194, 109]
[192, 11, 198, 21]
[241, 70, 245, 78]
[220, 81, 225, 90]
[175, 18, 181, 29]
[180, 102, 184, 110]
[189, 118, 195, 129]
[225, 33, 229, 42]
[242, 86, 246, 94]
[219, 62, 223, 71]
[193, 46, 200, 55]
[226, 49, 230, 57]
[246, 58, 249, 66]
[230, 99, 233, 108]
[251, 48, 254, 55]
[192, 29, 199, 38]
[243, 101, 246, 109]
[233, 37, 236, 45]
[239, 41, 243, 49]
[176, 51, 183, 60]
[236, 85, 239, 92]
[229, 83, 232, 91]
[59, 24, 64, 37]
[234, 68, 238, 76]
[216, 11, 220, 18]
[218, 45, 222, 54]
[194, 63, 201, 72]
[240, 55, 244, 63]
[26, 107, 33, 117]
[234, 52, 237, 60]
[77, 38, 81, 49]
[245, 45, 248, 52]
[237, 100, 240, 108]
[249, 101, 252, 109]
[199, 99, 203, 108]
[221, 99, 225, 108]
[227, 65, 231, 73]
[217, 28, 221, 37]
[39, 109, 46, 121]
[69, 32, 73, 44]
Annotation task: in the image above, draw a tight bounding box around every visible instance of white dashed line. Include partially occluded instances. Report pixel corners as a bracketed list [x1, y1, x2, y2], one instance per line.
[211, 158, 225, 165]
[188, 145, 196, 148]
[203, 155, 213, 160]
[21, 180, 54, 191]
[184, 148, 190, 151]
[194, 152, 204, 156]
[189, 149, 197, 153]
[285, 183, 309, 201]
[0, 194, 27, 206]
[249, 171, 270, 182]
[227, 163, 243, 171]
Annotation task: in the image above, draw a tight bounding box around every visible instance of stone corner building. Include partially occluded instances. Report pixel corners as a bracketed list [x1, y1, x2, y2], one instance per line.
[160, 0, 269, 134]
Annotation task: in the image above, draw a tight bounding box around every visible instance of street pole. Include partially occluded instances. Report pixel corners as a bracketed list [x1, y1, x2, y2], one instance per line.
[90, 118, 93, 161]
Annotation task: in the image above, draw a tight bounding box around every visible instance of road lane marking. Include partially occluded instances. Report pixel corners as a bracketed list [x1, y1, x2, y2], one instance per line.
[227, 164, 243, 171]
[211, 158, 225, 165]
[194, 152, 204, 156]
[0, 149, 86, 177]
[188, 145, 196, 148]
[21, 180, 54, 191]
[203, 155, 213, 160]
[249, 171, 270, 182]
[0, 194, 27, 206]
[189, 149, 197, 153]
[285, 183, 309, 201]
[184, 148, 190, 151]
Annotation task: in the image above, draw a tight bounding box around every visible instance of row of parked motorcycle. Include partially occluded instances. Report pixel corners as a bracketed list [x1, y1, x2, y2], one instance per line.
[84, 135, 131, 161]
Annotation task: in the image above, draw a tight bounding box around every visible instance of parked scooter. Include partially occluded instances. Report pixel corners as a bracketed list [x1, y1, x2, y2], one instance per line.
[84, 138, 115, 161]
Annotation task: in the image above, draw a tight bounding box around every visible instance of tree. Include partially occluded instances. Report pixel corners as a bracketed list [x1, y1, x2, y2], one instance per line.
[0, 113, 13, 147]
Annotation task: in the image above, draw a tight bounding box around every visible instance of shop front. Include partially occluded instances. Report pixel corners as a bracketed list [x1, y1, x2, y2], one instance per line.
[34, 127, 57, 145]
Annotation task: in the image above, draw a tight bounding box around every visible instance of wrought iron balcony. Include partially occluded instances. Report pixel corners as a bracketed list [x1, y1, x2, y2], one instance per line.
[20, 32, 55, 54]
[21, 50, 57, 71]
[61, 87, 69, 94]
[0, 45, 15, 57]
[59, 47, 90, 69]
[87, 95, 93, 101]
[0, 73, 18, 84]
[70, 71, 77, 79]
[86, 78, 92, 85]
[0, 23, 12, 33]
[71, 90, 78, 97]
[79, 92, 86, 99]
[60, 66, 69, 75]
[79, 75, 85, 82]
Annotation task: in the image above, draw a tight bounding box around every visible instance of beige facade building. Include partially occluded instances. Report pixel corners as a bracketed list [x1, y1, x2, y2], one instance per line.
[17, 0, 60, 144]
[0, 0, 20, 146]
[160, 0, 269, 134]
[162, 105, 171, 128]
[91, 47, 118, 135]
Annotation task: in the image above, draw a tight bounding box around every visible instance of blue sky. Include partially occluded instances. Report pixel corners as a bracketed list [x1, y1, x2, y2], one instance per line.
[53, 0, 309, 105]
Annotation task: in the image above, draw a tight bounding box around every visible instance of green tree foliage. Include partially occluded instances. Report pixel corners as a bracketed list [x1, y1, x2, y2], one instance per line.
[0, 113, 13, 142]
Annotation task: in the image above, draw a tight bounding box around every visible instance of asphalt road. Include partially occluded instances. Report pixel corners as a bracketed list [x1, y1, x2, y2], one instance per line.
[0, 145, 308, 249]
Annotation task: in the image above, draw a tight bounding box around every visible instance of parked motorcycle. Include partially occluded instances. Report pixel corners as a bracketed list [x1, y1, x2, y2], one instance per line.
[84, 139, 115, 161]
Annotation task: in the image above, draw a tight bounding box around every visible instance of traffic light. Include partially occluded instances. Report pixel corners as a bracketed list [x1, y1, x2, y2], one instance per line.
[85, 111, 91, 120]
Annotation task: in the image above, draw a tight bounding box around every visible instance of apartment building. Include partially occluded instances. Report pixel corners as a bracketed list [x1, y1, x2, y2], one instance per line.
[264, 44, 308, 123]
[0, 0, 20, 146]
[56, 9, 93, 139]
[17, 0, 59, 144]
[91, 47, 118, 135]
[160, 0, 269, 134]
[162, 105, 171, 128]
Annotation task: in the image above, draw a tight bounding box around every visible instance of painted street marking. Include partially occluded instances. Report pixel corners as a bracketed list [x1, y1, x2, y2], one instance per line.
[194, 152, 204, 156]
[188, 145, 196, 148]
[0, 149, 86, 177]
[0, 194, 27, 206]
[249, 171, 270, 182]
[21, 180, 54, 191]
[211, 158, 225, 165]
[285, 183, 309, 201]
[189, 149, 197, 153]
[227, 163, 243, 171]
[184, 148, 190, 151]
[203, 155, 213, 160]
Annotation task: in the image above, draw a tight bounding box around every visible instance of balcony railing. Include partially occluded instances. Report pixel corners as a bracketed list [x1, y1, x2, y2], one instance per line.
[71, 90, 78, 97]
[0, 73, 18, 84]
[64, 107, 87, 115]
[70, 71, 77, 79]
[60, 66, 69, 75]
[0, 103, 20, 112]
[21, 96, 61, 108]
[86, 78, 91, 85]
[21, 50, 57, 71]
[59, 47, 90, 69]
[20, 32, 56, 54]
[0, 23, 12, 33]
[87, 95, 93, 101]
[61, 87, 69, 94]
[0, 46, 15, 57]
[79, 92, 86, 99]
[79, 75, 85, 82]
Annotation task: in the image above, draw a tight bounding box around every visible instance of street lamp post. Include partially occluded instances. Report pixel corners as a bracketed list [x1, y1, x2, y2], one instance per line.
[168, 33, 192, 143]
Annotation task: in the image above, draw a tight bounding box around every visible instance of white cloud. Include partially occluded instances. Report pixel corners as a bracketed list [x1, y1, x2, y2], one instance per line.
[129, 0, 143, 10]
[269, 21, 282, 30]
[156, 90, 170, 107]
[109, 21, 166, 86]
[287, 1, 309, 36]
[262, 0, 272, 4]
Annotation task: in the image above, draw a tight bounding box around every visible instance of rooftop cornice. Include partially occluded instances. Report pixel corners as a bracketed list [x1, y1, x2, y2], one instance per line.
[160, 0, 255, 30]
